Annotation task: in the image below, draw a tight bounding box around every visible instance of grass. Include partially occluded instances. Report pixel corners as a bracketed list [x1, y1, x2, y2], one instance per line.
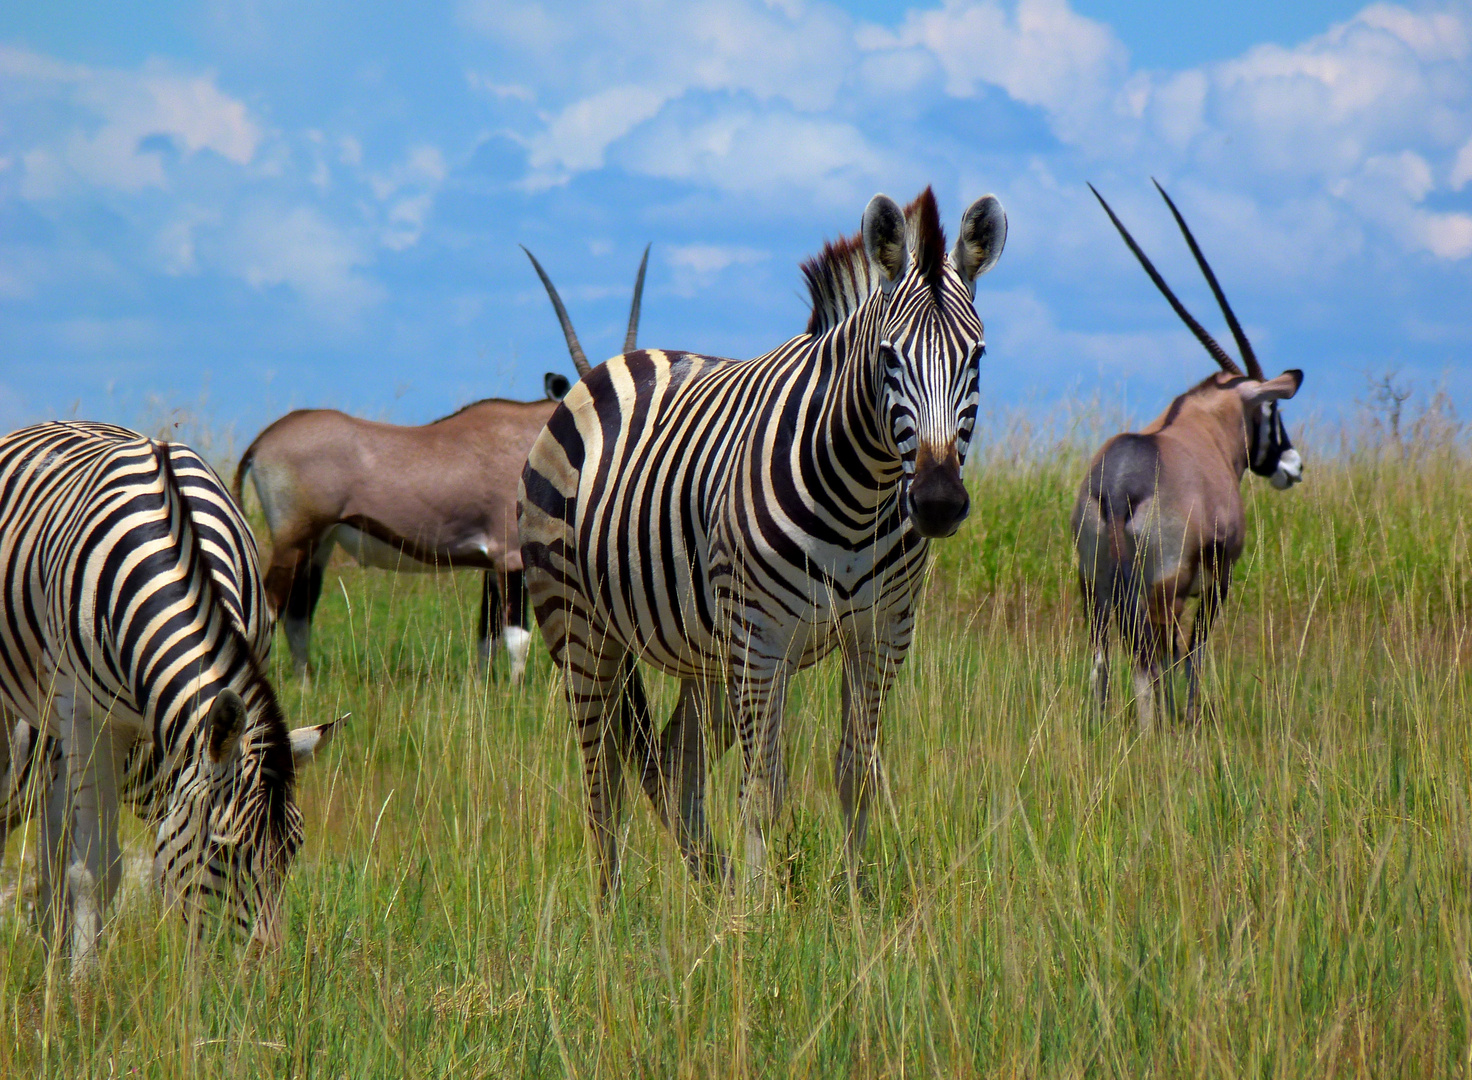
[4, 437, 1472, 1077]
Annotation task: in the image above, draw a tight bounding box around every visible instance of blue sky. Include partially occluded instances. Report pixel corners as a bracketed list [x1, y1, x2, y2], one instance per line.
[2, 0, 1470, 442]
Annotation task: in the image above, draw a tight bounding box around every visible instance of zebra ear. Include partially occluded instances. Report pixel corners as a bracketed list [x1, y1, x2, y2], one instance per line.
[544, 372, 571, 401]
[953, 195, 1007, 292]
[288, 713, 345, 766]
[206, 689, 247, 765]
[863, 194, 908, 293]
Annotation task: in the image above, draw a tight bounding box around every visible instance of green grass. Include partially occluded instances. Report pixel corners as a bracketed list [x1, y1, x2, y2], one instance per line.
[4, 443, 1472, 1077]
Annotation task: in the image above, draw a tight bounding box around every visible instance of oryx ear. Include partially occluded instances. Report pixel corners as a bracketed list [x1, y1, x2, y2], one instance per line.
[206, 689, 247, 765]
[1238, 369, 1303, 409]
[862, 194, 908, 293]
[953, 195, 1007, 291]
[543, 372, 571, 401]
[288, 713, 346, 766]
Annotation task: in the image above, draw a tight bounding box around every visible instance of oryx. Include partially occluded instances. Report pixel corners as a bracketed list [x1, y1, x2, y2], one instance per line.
[1073, 182, 1303, 731]
[234, 246, 648, 679]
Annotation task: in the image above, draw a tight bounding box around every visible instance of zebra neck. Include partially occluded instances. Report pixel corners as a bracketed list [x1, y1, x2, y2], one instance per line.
[808, 315, 904, 516]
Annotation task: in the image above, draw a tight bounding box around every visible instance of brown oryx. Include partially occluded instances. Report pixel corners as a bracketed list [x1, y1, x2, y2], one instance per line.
[1073, 181, 1303, 731]
[234, 246, 648, 678]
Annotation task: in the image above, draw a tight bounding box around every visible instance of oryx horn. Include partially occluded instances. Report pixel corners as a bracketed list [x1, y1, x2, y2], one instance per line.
[1088, 183, 1243, 378]
[522, 245, 592, 377]
[624, 243, 650, 355]
[1151, 178, 1262, 381]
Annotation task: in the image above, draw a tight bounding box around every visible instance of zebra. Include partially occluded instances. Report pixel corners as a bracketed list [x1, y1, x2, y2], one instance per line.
[0, 421, 336, 972]
[519, 187, 1006, 893]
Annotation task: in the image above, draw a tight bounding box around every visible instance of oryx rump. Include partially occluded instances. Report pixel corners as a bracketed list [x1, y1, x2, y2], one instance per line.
[234, 248, 648, 679]
[1074, 182, 1304, 731]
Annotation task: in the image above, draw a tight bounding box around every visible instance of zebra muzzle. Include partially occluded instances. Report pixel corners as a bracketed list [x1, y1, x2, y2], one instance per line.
[907, 457, 970, 539]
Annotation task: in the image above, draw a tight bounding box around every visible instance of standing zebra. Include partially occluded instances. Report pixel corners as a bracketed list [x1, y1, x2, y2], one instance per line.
[0, 421, 335, 972]
[520, 188, 1006, 892]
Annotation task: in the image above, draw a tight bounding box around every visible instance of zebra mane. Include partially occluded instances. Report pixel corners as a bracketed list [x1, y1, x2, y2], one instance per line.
[154, 442, 297, 828]
[802, 187, 949, 335]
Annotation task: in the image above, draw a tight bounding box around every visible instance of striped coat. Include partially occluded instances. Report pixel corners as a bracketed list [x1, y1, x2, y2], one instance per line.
[519, 188, 1006, 890]
[0, 421, 332, 969]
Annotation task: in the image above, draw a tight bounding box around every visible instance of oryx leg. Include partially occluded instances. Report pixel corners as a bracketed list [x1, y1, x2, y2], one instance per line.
[835, 629, 902, 887]
[729, 634, 792, 891]
[639, 677, 734, 882]
[1120, 585, 1166, 735]
[502, 571, 532, 682]
[1150, 572, 1193, 726]
[266, 533, 332, 675]
[1185, 569, 1230, 726]
[1080, 570, 1112, 714]
[476, 571, 502, 667]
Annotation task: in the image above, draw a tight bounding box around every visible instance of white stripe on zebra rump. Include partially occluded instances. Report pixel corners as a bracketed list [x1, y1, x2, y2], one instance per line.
[0, 421, 335, 973]
[519, 188, 1006, 894]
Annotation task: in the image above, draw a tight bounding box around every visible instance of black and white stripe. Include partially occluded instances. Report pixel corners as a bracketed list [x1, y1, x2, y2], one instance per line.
[0, 421, 331, 968]
[519, 188, 1006, 890]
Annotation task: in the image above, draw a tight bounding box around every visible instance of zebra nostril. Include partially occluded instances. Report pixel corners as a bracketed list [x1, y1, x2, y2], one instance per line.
[908, 468, 969, 538]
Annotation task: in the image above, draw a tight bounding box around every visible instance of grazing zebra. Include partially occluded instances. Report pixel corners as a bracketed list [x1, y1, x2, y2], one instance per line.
[1074, 182, 1304, 730]
[519, 188, 1006, 892]
[0, 421, 335, 972]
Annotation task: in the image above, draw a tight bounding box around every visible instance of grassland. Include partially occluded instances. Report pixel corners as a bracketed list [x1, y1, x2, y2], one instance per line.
[3, 431, 1472, 1077]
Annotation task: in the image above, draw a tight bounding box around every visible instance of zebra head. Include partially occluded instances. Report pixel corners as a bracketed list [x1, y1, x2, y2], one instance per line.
[864, 189, 1007, 538]
[154, 687, 337, 947]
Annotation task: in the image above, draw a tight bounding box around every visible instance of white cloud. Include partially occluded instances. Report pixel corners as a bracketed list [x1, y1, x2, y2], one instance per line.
[466, 71, 535, 101]
[1, 47, 261, 197]
[1451, 137, 1472, 189]
[1411, 210, 1472, 259]
[665, 242, 768, 295]
[880, 0, 1127, 144]
[225, 205, 382, 318]
[524, 85, 667, 184]
[622, 107, 889, 202]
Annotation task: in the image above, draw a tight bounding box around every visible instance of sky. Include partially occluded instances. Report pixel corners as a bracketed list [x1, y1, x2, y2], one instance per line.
[2, 0, 1470, 443]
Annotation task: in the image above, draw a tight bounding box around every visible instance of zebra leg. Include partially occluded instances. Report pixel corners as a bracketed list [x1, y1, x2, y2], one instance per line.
[477, 571, 502, 668]
[37, 699, 130, 973]
[566, 639, 648, 896]
[730, 645, 792, 891]
[836, 636, 899, 888]
[35, 753, 70, 952]
[0, 716, 15, 848]
[62, 710, 131, 975]
[0, 720, 53, 850]
[639, 678, 733, 882]
[502, 571, 532, 683]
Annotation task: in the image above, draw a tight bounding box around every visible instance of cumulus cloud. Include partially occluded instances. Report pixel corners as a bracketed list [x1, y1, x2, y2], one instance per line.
[0, 46, 260, 197]
[875, 0, 1128, 145]
[224, 204, 383, 318]
[464, 0, 864, 196]
[621, 106, 889, 202]
[0, 44, 455, 321]
[665, 242, 768, 295]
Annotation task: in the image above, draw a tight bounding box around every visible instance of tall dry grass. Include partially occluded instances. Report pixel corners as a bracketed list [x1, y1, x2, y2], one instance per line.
[2, 409, 1471, 1077]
